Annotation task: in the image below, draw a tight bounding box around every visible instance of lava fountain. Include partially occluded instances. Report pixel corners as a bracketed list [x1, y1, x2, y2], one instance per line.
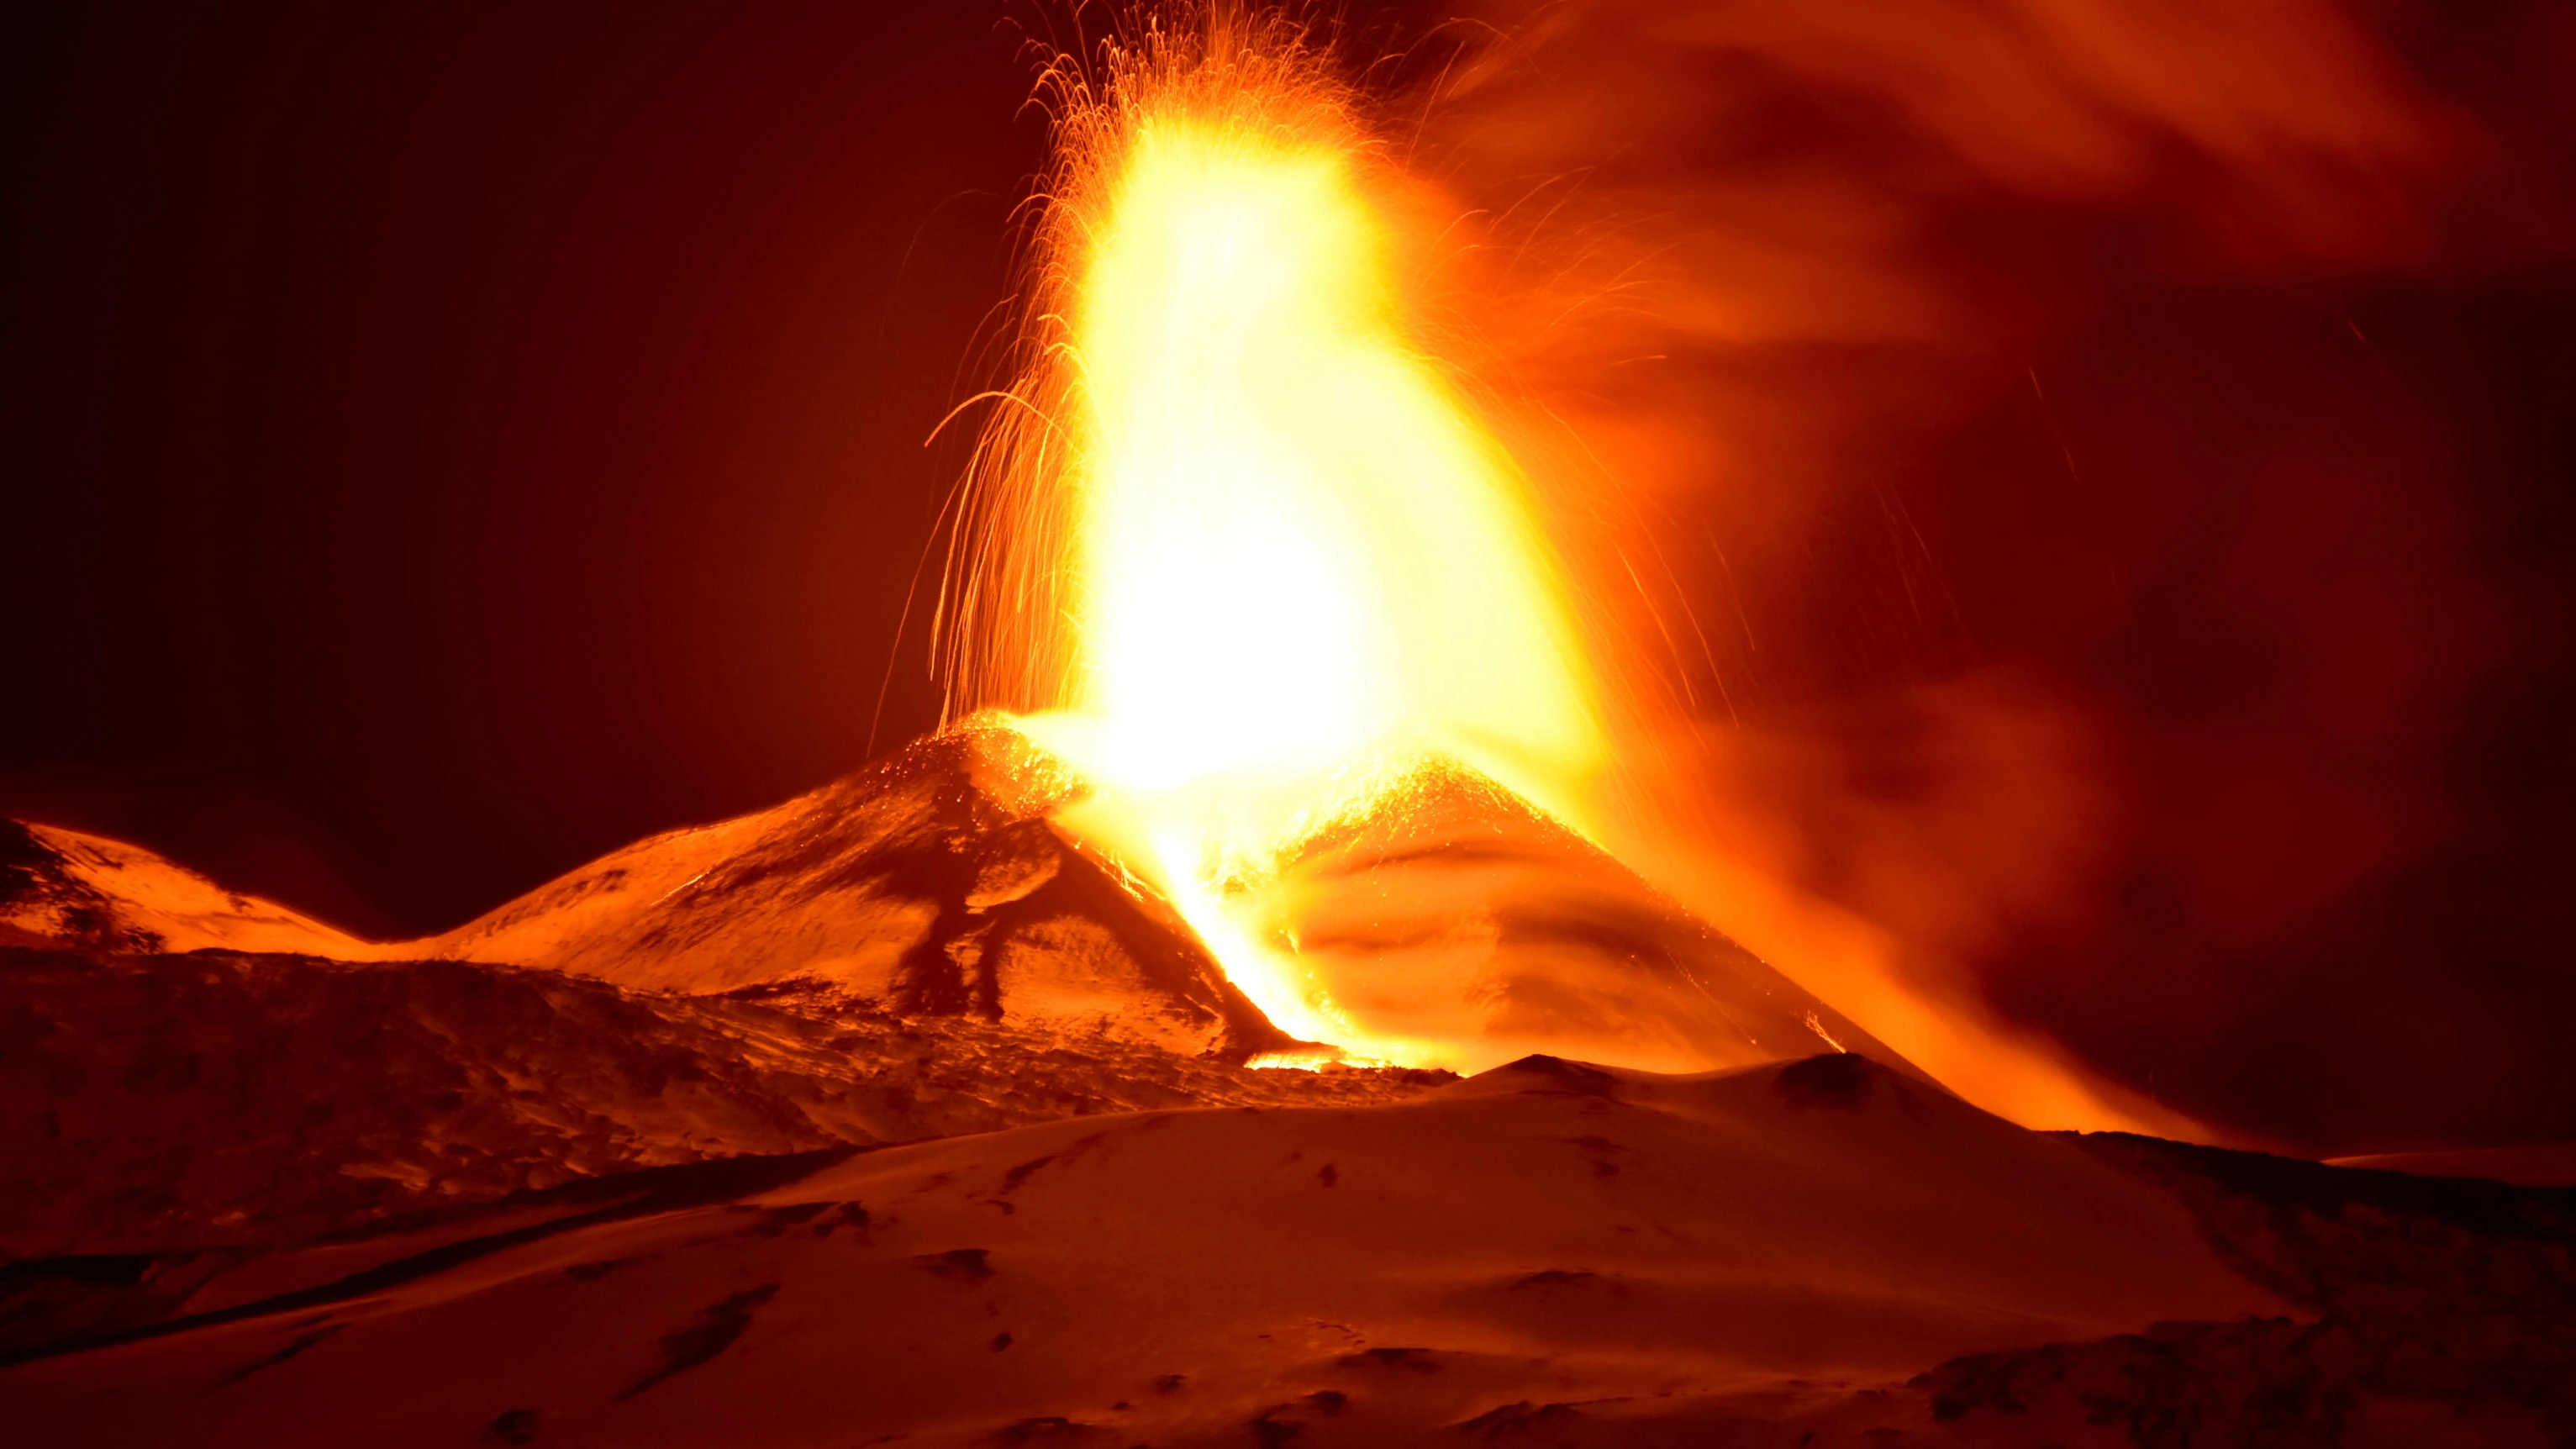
[940, 13, 1678, 1068]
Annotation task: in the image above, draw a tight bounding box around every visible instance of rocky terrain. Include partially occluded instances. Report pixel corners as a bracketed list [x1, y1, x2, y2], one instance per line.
[0, 946, 1442, 1267]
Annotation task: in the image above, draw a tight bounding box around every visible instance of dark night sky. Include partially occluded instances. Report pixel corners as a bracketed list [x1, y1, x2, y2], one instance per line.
[4, 0, 2573, 1155]
[3, 2, 1048, 933]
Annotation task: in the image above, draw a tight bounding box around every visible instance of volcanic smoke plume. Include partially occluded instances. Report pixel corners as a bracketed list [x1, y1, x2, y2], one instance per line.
[3, 3, 2573, 1446]
[1398, 0, 2576, 1155]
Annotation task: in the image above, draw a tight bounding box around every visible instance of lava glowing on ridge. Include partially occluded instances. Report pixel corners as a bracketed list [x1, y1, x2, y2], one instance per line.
[940, 13, 1608, 1064]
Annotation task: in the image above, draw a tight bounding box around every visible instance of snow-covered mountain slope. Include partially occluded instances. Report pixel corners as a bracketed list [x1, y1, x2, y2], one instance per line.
[1236, 752, 1916, 1078]
[1, 724, 1296, 1061]
[0, 821, 381, 960]
[5, 719, 1926, 1080]
[4, 1053, 2295, 1447]
[420, 723, 1293, 1059]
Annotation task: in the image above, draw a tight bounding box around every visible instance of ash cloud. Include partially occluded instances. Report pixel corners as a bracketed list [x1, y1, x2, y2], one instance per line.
[1402, 0, 2576, 1151]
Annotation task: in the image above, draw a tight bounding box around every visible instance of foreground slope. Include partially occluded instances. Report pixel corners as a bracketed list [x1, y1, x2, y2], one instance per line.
[5, 1054, 2290, 1447]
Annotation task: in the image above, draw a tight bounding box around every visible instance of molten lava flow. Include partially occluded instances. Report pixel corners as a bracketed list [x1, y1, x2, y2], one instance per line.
[953, 22, 1607, 1064]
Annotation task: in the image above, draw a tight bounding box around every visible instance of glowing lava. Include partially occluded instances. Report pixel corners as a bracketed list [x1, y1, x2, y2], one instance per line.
[950, 19, 1607, 1064]
[1061, 108, 1598, 800]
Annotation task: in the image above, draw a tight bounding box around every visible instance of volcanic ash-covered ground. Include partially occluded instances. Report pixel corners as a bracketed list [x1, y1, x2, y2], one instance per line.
[3, 724, 2573, 1446]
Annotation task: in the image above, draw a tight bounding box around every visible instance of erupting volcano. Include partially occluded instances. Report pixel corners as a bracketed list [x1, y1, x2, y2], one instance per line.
[6, 3, 2573, 1446]
[935, 21, 1875, 1078]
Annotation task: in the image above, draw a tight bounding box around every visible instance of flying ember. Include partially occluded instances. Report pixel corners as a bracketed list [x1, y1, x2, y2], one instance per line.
[948, 18, 1608, 1065]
